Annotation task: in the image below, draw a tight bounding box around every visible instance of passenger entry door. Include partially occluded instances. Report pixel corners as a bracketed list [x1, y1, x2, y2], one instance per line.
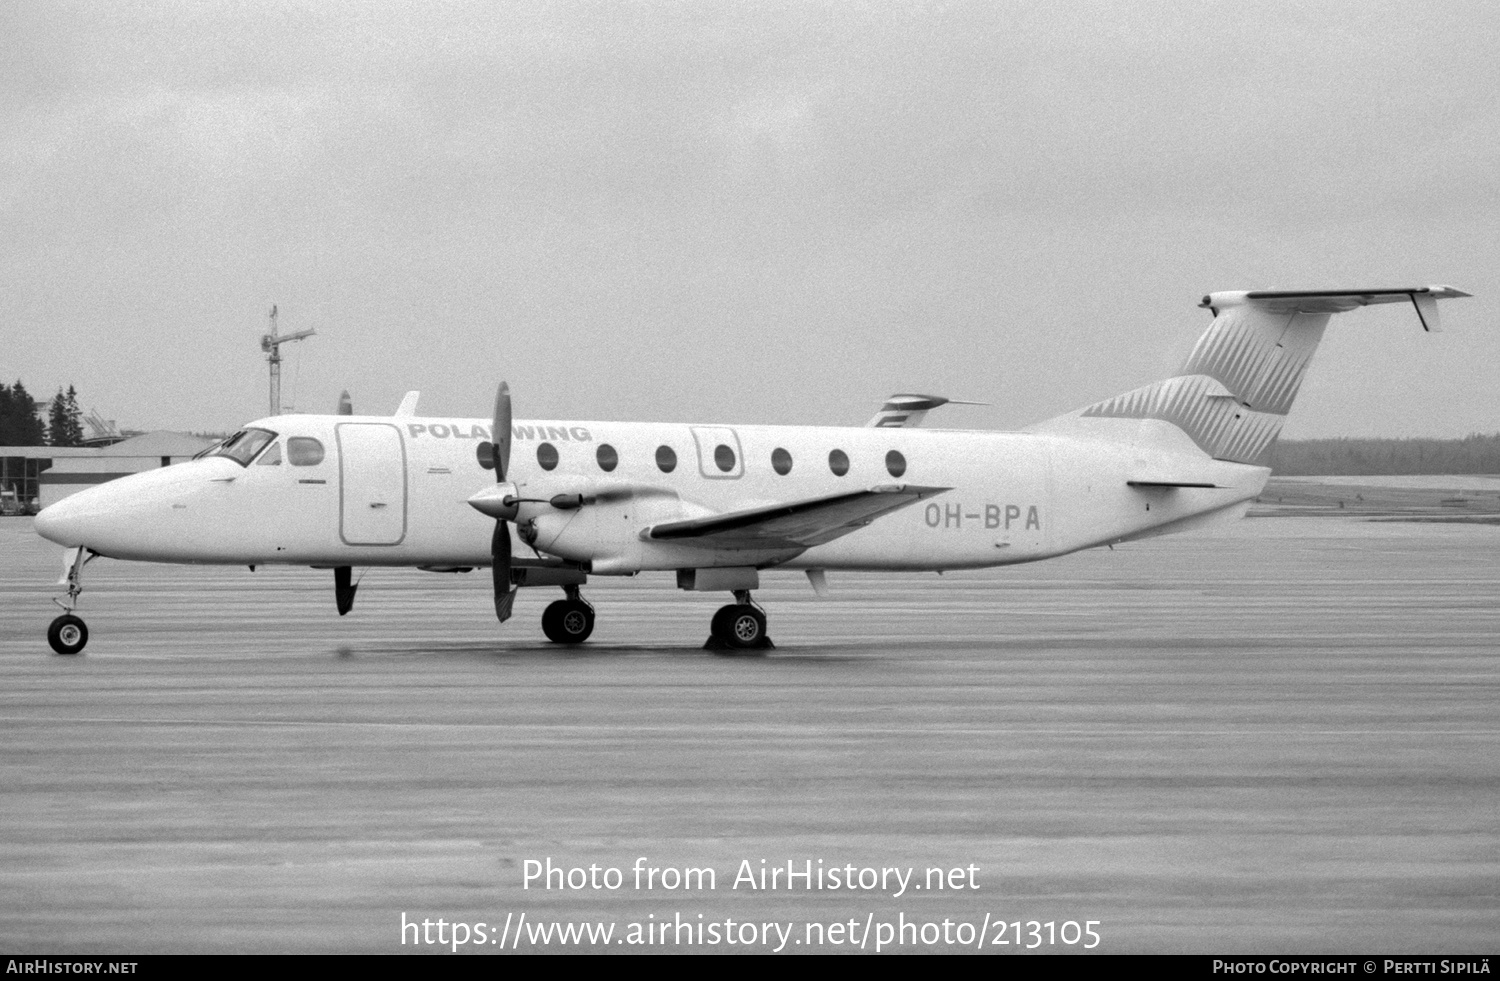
[337, 423, 407, 545]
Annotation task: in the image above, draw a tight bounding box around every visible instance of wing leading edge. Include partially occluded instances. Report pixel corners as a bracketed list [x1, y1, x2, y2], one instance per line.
[643, 485, 950, 550]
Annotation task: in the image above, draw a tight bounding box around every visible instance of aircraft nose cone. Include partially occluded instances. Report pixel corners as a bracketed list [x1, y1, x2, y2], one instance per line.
[33, 497, 84, 547]
[31, 467, 180, 550]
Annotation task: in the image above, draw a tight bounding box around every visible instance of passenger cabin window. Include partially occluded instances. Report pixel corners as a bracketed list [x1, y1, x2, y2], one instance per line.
[828, 449, 849, 477]
[256, 441, 282, 466]
[288, 437, 325, 466]
[537, 442, 559, 471]
[885, 450, 906, 478]
[714, 444, 736, 473]
[656, 445, 677, 473]
[203, 428, 277, 467]
[596, 444, 618, 472]
[771, 447, 792, 475]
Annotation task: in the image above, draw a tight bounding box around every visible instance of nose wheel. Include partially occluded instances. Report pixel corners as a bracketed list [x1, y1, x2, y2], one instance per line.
[705, 590, 774, 652]
[48, 615, 89, 655]
[47, 547, 96, 655]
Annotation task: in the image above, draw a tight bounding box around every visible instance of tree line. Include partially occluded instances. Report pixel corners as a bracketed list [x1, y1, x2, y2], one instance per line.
[0, 381, 86, 447]
[1271, 434, 1500, 475]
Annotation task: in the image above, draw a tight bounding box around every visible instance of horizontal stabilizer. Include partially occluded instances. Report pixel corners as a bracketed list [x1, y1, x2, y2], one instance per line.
[1201, 286, 1469, 332]
[866, 394, 988, 428]
[643, 485, 949, 550]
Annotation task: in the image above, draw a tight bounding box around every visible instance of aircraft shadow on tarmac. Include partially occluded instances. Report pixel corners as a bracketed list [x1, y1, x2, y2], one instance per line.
[329, 640, 875, 664]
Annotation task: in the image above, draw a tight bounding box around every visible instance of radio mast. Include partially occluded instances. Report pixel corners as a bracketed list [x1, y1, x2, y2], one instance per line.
[260, 305, 315, 416]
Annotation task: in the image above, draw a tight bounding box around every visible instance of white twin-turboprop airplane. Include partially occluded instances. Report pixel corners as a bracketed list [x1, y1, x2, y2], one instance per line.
[34, 286, 1469, 655]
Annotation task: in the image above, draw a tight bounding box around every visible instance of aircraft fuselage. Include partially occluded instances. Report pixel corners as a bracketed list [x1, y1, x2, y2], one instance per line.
[39, 413, 1268, 573]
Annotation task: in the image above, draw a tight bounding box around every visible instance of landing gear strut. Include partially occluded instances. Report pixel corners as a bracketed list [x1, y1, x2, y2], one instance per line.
[48, 548, 96, 655]
[541, 585, 595, 644]
[705, 589, 774, 652]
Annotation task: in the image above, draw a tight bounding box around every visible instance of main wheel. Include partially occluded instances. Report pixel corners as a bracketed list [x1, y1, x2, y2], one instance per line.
[542, 600, 594, 644]
[722, 604, 767, 650]
[48, 614, 88, 655]
[710, 604, 737, 641]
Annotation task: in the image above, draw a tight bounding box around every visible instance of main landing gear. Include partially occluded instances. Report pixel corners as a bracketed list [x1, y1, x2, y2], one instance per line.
[705, 590, 774, 653]
[541, 585, 595, 644]
[47, 548, 96, 655]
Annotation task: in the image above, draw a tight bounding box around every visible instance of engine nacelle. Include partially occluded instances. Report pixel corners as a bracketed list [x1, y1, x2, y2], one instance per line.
[512, 477, 698, 573]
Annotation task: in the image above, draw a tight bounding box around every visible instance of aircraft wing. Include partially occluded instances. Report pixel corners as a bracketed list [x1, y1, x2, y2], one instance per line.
[643, 485, 950, 550]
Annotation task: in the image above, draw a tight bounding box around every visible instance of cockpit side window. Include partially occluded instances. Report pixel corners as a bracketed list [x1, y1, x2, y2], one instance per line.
[256, 441, 282, 466]
[204, 428, 278, 467]
[287, 437, 325, 466]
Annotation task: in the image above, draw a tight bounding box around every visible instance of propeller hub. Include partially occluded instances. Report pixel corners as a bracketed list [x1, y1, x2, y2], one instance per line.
[467, 483, 520, 521]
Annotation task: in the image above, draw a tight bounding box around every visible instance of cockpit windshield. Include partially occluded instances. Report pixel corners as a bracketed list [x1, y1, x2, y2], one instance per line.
[195, 428, 278, 467]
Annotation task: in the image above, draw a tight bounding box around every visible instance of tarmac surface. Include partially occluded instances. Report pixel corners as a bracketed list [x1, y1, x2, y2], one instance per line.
[1, 512, 1497, 954]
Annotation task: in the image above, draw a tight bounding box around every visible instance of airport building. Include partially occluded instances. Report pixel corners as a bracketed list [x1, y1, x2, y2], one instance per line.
[0, 431, 217, 512]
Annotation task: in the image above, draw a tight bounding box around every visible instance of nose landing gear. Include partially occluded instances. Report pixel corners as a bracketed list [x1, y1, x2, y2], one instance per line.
[705, 590, 774, 653]
[47, 548, 96, 655]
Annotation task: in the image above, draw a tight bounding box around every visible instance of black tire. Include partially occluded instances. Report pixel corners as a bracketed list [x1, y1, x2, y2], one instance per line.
[542, 600, 594, 644]
[48, 614, 88, 655]
[722, 604, 766, 650]
[710, 604, 737, 641]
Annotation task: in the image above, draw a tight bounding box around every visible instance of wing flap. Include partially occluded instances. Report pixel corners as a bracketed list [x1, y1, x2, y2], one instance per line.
[643, 485, 950, 550]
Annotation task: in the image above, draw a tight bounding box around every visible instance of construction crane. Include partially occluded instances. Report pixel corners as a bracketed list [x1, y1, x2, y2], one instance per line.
[260, 305, 315, 417]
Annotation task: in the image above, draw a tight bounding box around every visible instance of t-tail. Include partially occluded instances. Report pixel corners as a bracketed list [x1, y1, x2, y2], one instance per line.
[1033, 286, 1469, 466]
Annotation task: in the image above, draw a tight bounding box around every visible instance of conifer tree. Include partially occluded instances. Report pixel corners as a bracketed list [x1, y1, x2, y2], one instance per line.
[63, 385, 84, 445]
[48, 390, 68, 446]
[2, 381, 46, 445]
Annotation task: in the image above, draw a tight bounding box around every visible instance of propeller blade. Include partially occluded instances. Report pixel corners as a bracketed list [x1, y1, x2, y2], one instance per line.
[492, 521, 516, 622]
[489, 381, 517, 623]
[492, 382, 511, 482]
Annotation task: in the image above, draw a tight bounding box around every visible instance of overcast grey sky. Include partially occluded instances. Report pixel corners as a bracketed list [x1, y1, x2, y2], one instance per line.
[4, 0, 1497, 438]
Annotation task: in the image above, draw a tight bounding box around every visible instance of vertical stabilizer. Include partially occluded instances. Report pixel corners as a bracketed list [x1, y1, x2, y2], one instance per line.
[1033, 287, 1468, 466]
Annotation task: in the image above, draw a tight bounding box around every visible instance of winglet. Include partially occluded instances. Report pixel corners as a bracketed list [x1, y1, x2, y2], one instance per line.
[1411, 293, 1442, 332]
[394, 391, 421, 417]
